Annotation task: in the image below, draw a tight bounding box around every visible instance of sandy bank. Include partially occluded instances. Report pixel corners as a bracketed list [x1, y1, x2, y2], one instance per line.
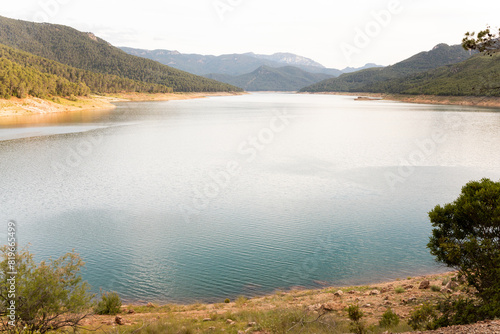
[0, 92, 244, 117]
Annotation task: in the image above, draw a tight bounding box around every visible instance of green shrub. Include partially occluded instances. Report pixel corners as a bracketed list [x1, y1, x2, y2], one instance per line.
[346, 304, 363, 322]
[395, 286, 405, 294]
[431, 285, 441, 292]
[0, 246, 92, 334]
[346, 304, 366, 334]
[433, 297, 500, 328]
[94, 290, 122, 315]
[224, 298, 230, 303]
[408, 303, 438, 331]
[379, 308, 400, 328]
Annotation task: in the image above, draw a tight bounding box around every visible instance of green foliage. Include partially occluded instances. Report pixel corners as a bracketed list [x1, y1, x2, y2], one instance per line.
[224, 298, 230, 303]
[408, 303, 438, 331]
[367, 53, 500, 96]
[431, 285, 441, 292]
[0, 15, 242, 93]
[433, 298, 489, 328]
[346, 304, 363, 322]
[379, 308, 400, 328]
[300, 43, 472, 93]
[428, 178, 500, 304]
[346, 304, 366, 334]
[463, 25, 500, 55]
[0, 43, 171, 98]
[394, 286, 405, 294]
[0, 56, 90, 99]
[0, 246, 92, 333]
[94, 290, 122, 315]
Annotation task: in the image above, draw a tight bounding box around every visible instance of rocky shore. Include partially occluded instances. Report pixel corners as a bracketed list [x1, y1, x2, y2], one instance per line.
[73, 271, 500, 334]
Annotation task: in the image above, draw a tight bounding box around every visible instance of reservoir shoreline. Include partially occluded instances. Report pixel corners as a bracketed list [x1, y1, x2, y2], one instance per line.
[0, 92, 244, 118]
[302, 92, 500, 108]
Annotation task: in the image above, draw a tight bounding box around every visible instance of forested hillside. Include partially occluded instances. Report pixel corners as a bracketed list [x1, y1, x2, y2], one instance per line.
[364, 53, 500, 96]
[0, 43, 173, 98]
[300, 44, 472, 92]
[0, 16, 242, 93]
[0, 57, 90, 98]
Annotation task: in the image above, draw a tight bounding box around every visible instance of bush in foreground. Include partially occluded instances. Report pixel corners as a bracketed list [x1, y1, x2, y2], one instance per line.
[426, 178, 500, 326]
[94, 290, 122, 315]
[0, 246, 92, 333]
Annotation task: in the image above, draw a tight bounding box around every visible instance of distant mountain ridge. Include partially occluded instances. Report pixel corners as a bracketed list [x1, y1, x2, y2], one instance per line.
[120, 47, 347, 76]
[0, 15, 242, 93]
[204, 65, 334, 91]
[120, 47, 382, 78]
[244, 52, 325, 68]
[301, 44, 473, 93]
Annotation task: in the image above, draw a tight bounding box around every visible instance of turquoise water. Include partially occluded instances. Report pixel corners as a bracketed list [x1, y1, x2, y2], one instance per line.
[1, 93, 500, 303]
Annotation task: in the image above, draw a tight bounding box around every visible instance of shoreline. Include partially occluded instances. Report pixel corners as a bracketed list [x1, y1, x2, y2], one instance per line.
[82, 271, 464, 333]
[0, 92, 244, 118]
[303, 92, 500, 108]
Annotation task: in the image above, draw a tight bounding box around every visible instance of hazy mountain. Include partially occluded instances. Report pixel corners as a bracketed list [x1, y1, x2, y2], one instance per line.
[300, 44, 473, 93]
[120, 47, 346, 77]
[245, 52, 325, 68]
[0, 15, 241, 92]
[341, 63, 384, 73]
[204, 65, 334, 91]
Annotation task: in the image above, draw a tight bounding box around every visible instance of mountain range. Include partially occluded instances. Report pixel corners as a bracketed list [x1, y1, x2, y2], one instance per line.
[120, 47, 385, 91]
[119, 47, 352, 77]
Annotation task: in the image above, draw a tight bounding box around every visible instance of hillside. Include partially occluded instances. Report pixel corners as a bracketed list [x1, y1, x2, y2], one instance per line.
[120, 47, 344, 77]
[0, 43, 172, 98]
[204, 65, 334, 91]
[0, 16, 242, 93]
[363, 52, 500, 96]
[300, 44, 473, 92]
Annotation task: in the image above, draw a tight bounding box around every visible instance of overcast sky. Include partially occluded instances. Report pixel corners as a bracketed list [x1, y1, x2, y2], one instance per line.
[2, 0, 499, 69]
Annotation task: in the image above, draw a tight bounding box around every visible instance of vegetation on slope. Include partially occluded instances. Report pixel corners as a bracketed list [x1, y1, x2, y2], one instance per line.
[205, 65, 334, 91]
[0, 56, 90, 98]
[364, 53, 500, 96]
[300, 44, 472, 93]
[0, 43, 172, 98]
[0, 16, 242, 93]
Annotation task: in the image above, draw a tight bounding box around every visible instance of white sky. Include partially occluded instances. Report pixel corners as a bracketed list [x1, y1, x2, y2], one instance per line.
[2, 0, 499, 69]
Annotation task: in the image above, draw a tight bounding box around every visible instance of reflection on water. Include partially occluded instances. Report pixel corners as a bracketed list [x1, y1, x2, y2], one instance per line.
[0, 107, 114, 127]
[1, 93, 500, 303]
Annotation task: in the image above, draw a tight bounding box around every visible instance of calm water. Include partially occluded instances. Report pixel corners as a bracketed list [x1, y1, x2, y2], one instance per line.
[1, 93, 500, 303]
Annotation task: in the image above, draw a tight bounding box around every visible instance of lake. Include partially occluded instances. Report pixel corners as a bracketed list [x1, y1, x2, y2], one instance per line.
[1, 93, 500, 304]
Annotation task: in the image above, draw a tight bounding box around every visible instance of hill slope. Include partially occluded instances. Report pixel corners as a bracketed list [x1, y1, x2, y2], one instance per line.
[0, 43, 172, 98]
[120, 47, 349, 77]
[365, 52, 500, 96]
[204, 65, 334, 91]
[300, 44, 473, 92]
[0, 16, 242, 93]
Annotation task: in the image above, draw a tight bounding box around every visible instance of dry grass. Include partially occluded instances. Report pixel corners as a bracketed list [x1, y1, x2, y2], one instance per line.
[76, 272, 460, 334]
